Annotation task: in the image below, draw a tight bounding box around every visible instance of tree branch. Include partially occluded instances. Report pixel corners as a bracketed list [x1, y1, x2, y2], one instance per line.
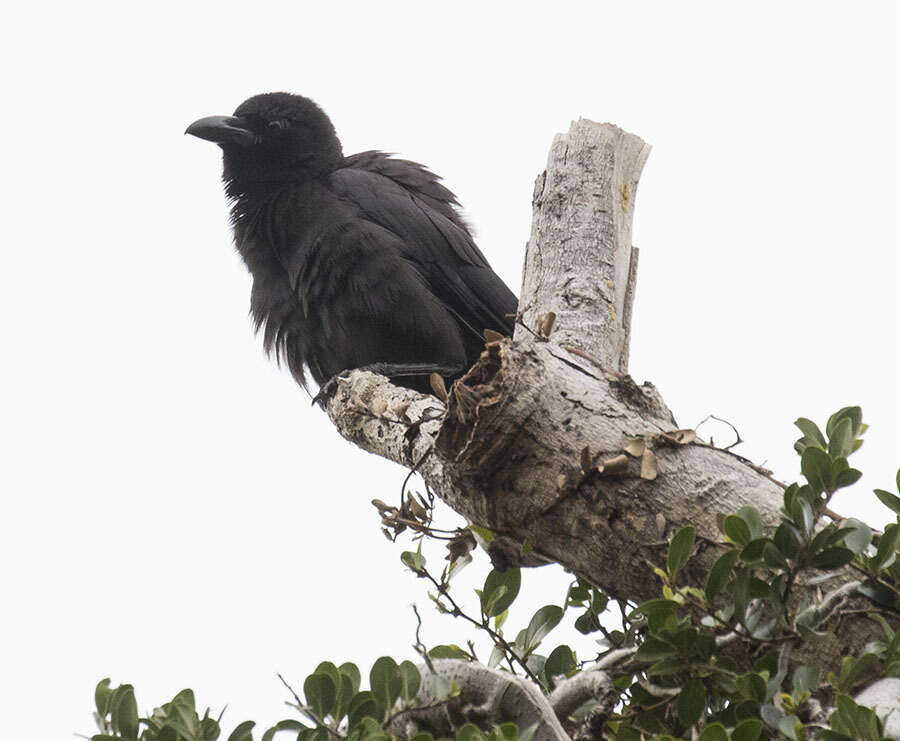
[322, 119, 885, 671]
[387, 659, 569, 741]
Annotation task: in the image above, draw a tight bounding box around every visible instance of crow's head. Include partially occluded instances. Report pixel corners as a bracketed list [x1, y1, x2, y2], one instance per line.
[186, 92, 343, 191]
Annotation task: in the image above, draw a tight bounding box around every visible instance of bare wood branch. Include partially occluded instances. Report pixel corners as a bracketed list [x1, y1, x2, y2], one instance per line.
[517, 120, 651, 373]
[322, 119, 887, 673]
[386, 659, 569, 741]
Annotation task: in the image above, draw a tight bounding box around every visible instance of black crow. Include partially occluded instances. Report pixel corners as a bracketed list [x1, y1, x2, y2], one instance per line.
[186, 93, 518, 398]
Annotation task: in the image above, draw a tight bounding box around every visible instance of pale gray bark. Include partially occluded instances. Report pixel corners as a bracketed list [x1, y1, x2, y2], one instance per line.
[518, 120, 650, 373]
[855, 679, 900, 739]
[388, 660, 569, 741]
[322, 118, 896, 729]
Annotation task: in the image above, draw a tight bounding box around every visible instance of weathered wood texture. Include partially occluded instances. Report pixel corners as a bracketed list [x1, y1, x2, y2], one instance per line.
[518, 121, 650, 373]
[323, 119, 887, 677]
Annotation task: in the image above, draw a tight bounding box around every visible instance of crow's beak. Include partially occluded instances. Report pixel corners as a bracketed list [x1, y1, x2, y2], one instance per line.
[185, 115, 257, 146]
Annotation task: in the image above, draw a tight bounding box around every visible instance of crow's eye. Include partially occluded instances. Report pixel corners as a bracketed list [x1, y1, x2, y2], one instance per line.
[267, 119, 290, 131]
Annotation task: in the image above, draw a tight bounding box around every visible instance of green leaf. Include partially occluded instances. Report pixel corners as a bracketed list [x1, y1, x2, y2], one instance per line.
[723, 515, 752, 546]
[334, 673, 355, 722]
[347, 691, 379, 729]
[488, 644, 505, 668]
[827, 407, 862, 439]
[314, 662, 341, 695]
[410, 734, 434, 741]
[828, 417, 854, 458]
[526, 654, 547, 688]
[634, 598, 679, 633]
[795, 417, 826, 449]
[705, 549, 739, 600]
[518, 723, 539, 741]
[370, 656, 401, 714]
[791, 496, 815, 538]
[354, 717, 387, 741]
[522, 605, 564, 654]
[304, 672, 336, 719]
[783, 482, 799, 512]
[544, 645, 576, 685]
[793, 665, 820, 694]
[229, 720, 256, 741]
[645, 656, 686, 676]
[401, 550, 426, 572]
[492, 723, 518, 741]
[737, 672, 767, 703]
[468, 524, 494, 543]
[813, 547, 855, 570]
[835, 467, 862, 489]
[111, 685, 139, 740]
[428, 644, 470, 660]
[736, 506, 764, 539]
[763, 542, 788, 569]
[731, 718, 763, 741]
[872, 523, 900, 573]
[260, 720, 304, 741]
[857, 580, 898, 609]
[574, 610, 601, 635]
[774, 522, 800, 559]
[698, 723, 728, 741]
[815, 732, 853, 741]
[398, 661, 421, 703]
[636, 635, 678, 661]
[339, 663, 361, 694]
[677, 677, 705, 727]
[481, 568, 521, 617]
[833, 693, 882, 741]
[802, 446, 832, 494]
[838, 519, 873, 554]
[740, 538, 770, 563]
[840, 653, 881, 692]
[95, 678, 113, 717]
[733, 568, 751, 623]
[566, 579, 590, 606]
[667, 526, 695, 577]
[760, 705, 799, 741]
[874, 488, 900, 515]
[456, 722, 487, 741]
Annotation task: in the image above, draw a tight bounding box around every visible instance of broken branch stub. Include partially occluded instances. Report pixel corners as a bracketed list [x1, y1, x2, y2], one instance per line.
[518, 119, 651, 374]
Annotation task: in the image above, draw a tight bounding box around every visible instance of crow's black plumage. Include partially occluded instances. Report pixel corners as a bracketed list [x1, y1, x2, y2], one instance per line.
[187, 92, 518, 395]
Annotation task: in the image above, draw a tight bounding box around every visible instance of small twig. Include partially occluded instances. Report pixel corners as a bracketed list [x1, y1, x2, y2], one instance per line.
[278, 673, 304, 711]
[400, 449, 432, 507]
[412, 604, 435, 673]
[849, 563, 900, 599]
[384, 695, 456, 729]
[277, 674, 345, 738]
[417, 565, 543, 686]
[515, 313, 545, 342]
[695, 414, 743, 450]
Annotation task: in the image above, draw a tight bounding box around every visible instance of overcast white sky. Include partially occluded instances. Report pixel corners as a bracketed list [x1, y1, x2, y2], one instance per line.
[2, 2, 899, 738]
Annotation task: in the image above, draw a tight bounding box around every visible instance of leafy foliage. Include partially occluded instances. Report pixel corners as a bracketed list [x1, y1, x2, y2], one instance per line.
[86, 408, 900, 741]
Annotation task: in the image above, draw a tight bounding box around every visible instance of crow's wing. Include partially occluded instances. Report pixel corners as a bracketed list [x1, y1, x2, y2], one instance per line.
[330, 153, 517, 339]
[341, 151, 473, 236]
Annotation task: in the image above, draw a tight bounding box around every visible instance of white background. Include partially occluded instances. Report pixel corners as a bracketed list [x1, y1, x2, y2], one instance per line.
[2, 2, 898, 738]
